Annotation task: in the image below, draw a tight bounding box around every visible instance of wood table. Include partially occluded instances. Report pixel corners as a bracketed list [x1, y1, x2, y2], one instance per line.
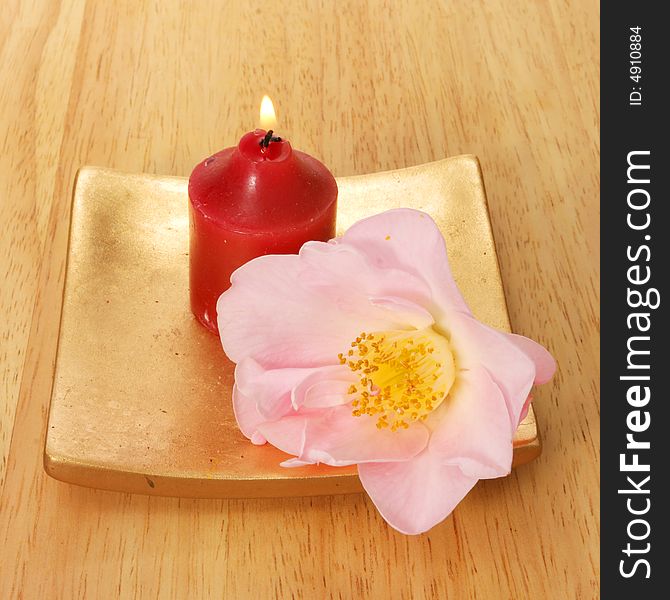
[0, 1, 599, 598]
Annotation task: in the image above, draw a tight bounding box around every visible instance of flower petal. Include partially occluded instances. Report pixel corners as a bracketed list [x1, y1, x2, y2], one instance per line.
[358, 450, 478, 534]
[218, 255, 355, 368]
[296, 406, 430, 466]
[429, 367, 513, 479]
[368, 296, 435, 329]
[518, 394, 532, 424]
[257, 414, 308, 457]
[291, 366, 357, 410]
[446, 313, 536, 428]
[268, 405, 429, 467]
[504, 333, 556, 385]
[232, 385, 266, 445]
[299, 241, 433, 308]
[280, 457, 314, 468]
[340, 208, 471, 316]
[218, 242, 434, 370]
[235, 358, 312, 420]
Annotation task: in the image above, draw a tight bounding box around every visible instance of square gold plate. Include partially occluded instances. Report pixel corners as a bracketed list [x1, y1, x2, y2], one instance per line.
[44, 157, 540, 498]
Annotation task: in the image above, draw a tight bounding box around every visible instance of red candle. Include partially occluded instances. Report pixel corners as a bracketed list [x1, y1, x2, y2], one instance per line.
[188, 99, 338, 334]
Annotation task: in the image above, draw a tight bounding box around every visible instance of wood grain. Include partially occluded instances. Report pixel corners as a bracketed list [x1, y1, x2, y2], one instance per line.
[0, 1, 599, 598]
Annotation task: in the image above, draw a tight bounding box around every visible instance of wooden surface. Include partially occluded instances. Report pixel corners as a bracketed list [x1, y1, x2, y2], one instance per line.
[0, 1, 599, 598]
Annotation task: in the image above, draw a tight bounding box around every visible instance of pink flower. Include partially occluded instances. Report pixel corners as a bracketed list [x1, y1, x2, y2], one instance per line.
[217, 209, 555, 534]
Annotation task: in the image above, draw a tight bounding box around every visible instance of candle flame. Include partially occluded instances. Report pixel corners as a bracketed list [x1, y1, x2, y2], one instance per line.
[259, 95, 277, 131]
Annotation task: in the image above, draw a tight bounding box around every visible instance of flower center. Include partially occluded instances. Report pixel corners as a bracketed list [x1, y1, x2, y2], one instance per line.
[338, 328, 456, 431]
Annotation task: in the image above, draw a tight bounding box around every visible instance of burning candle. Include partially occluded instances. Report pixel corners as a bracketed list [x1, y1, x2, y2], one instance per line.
[188, 97, 338, 333]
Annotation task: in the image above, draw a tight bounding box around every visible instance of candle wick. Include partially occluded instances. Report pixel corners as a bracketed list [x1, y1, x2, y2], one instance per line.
[259, 130, 274, 148]
[259, 130, 282, 150]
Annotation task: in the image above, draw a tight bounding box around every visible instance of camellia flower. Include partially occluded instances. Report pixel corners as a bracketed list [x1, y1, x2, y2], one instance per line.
[217, 208, 555, 534]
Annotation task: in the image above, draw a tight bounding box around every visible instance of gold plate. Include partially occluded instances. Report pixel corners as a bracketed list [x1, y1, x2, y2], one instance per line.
[44, 157, 540, 498]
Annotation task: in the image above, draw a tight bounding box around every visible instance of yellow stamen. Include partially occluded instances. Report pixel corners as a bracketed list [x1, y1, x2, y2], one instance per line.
[342, 327, 456, 430]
